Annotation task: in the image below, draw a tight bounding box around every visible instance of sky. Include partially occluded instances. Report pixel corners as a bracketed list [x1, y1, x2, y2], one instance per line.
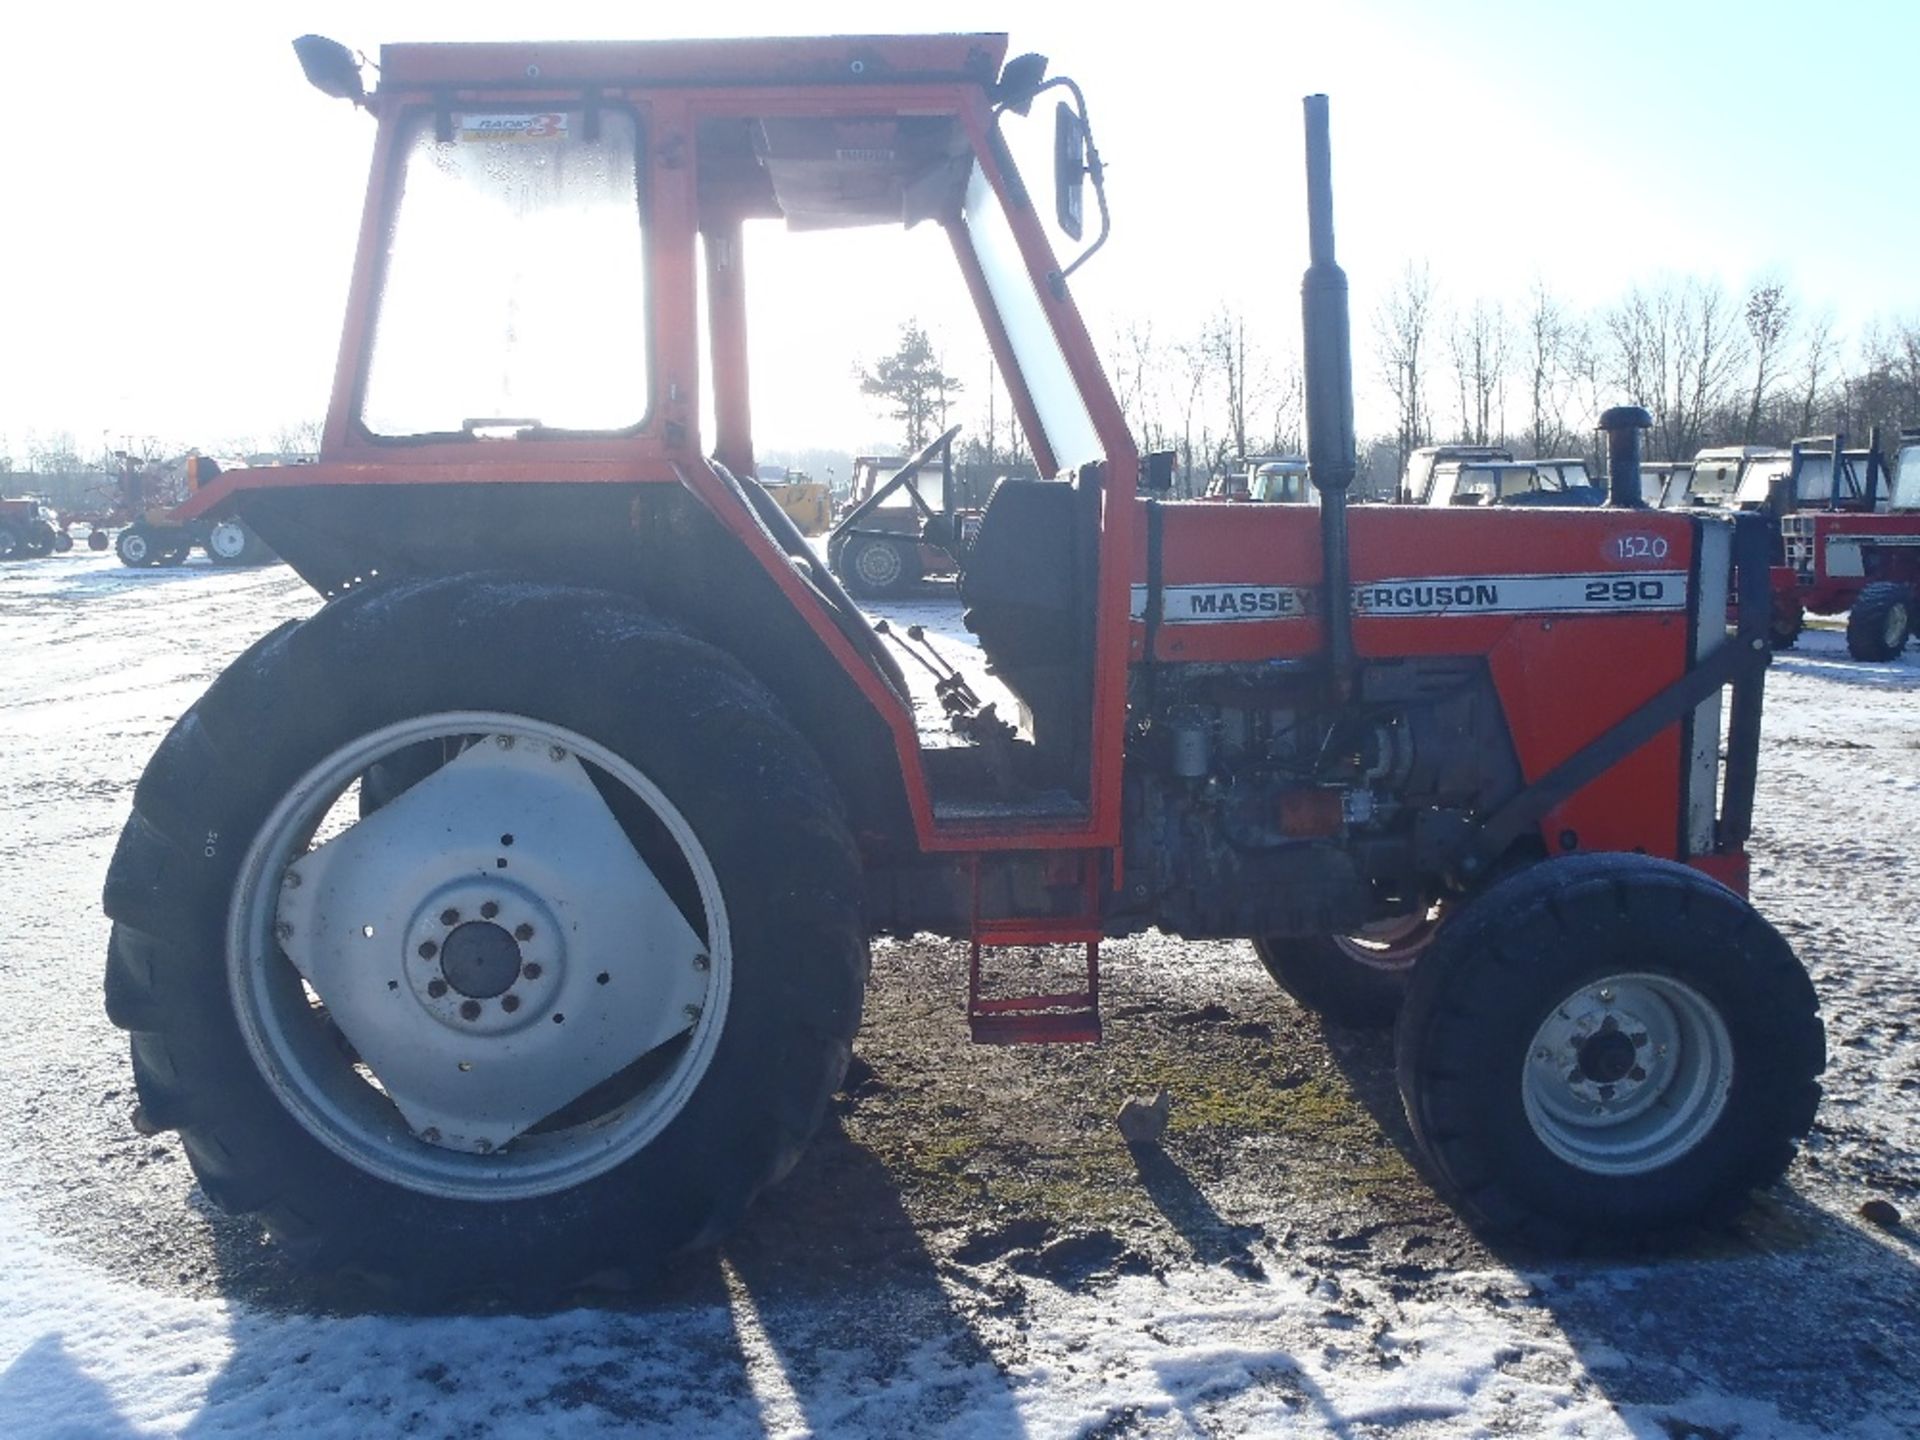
[2, 0, 1916, 462]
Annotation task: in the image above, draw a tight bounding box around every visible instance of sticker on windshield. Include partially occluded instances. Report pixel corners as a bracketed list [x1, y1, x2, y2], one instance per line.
[457, 113, 570, 143]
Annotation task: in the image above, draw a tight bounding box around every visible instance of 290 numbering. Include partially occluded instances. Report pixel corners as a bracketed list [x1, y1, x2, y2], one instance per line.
[1585, 578, 1669, 604]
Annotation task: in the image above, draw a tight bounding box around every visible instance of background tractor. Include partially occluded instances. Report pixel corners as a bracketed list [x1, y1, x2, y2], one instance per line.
[0, 496, 69, 558]
[102, 32, 1823, 1300]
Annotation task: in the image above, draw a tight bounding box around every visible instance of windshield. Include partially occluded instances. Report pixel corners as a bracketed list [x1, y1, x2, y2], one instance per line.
[1894, 446, 1920, 510]
[960, 160, 1101, 472]
[362, 109, 650, 440]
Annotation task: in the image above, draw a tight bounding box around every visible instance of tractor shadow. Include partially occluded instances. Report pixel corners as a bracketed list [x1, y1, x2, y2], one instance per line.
[1317, 1019, 1920, 1433]
[127, 1115, 1022, 1437]
[1771, 631, 1920, 689]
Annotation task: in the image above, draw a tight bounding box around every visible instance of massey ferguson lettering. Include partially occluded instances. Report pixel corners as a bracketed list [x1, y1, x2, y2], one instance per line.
[1355, 572, 1687, 616]
[1133, 573, 1688, 623]
[1356, 581, 1499, 612]
[1129, 584, 1314, 622]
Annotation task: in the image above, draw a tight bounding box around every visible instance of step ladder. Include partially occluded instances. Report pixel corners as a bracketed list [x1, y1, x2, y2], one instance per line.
[966, 857, 1102, 1045]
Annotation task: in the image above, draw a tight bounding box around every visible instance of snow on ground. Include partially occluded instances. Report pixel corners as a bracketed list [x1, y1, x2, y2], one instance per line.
[2, 552, 1918, 1438]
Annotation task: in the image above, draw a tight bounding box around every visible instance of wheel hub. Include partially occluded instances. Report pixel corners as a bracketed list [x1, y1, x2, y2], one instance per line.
[440, 922, 521, 998]
[1522, 973, 1734, 1176]
[400, 876, 562, 1035]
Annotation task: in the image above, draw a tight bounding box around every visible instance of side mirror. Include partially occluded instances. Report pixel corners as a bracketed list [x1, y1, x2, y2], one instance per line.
[293, 34, 366, 105]
[1054, 101, 1087, 240]
[1144, 451, 1176, 493]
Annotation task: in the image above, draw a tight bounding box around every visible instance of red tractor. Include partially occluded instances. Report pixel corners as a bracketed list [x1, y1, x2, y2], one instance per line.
[103, 33, 1822, 1298]
[1775, 431, 1920, 660]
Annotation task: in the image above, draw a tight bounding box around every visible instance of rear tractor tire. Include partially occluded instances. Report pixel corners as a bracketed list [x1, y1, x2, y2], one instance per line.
[1768, 599, 1804, 650]
[1394, 854, 1823, 1250]
[52, 529, 74, 553]
[103, 577, 868, 1299]
[0, 523, 24, 560]
[1844, 582, 1913, 662]
[1253, 903, 1444, 1029]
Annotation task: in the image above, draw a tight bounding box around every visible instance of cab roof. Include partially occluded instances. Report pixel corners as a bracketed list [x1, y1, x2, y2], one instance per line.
[377, 33, 1009, 94]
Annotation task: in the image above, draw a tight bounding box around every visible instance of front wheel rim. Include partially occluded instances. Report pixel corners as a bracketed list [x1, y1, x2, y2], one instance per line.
[210, 521, 247, 559]
[1521, 971, 1733, 1176]
[228, 711, 733, 1202]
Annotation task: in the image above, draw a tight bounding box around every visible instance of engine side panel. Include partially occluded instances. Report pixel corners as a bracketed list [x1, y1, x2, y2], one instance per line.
[1131, 501, 1700, 864]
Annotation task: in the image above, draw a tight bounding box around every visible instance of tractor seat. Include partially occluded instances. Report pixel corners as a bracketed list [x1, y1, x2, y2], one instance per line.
[958, 479, 1080, 668]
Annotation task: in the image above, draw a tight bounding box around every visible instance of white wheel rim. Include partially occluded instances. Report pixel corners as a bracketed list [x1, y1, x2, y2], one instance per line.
[1521, 972, 1733, 1176]
[228, 712, 732, 1202]
[210, 521, 248, 559]
[121, 533, 148, 562]
[853, 540, 903, 588]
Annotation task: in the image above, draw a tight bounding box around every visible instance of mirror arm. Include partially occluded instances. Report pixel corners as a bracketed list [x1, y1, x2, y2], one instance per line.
[1032, 77, 1110, 290]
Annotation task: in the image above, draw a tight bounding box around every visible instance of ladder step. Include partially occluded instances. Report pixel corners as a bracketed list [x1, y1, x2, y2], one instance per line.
[974, 917, 1104, 945]
[969, 1009, 1103, 1045]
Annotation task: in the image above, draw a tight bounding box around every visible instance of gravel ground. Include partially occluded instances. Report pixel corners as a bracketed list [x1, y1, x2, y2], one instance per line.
[1, 551, 1916, 1437]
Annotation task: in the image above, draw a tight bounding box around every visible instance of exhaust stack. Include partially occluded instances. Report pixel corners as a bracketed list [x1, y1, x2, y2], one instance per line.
[1301, 95, 1357, 695]
[1599, 405, 1653, 507]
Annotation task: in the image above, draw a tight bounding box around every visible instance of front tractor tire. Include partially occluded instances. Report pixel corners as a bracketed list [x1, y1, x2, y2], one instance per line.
[1394, 855, 1823, 1250]
[103, 577, 868, 1299]
[207, 518, 276, 567]
[834, 534, 919, 598]
[1253, 905, 1443, 1029]
[1844, 582, 1913, 662]
[115, 526, 157, 567]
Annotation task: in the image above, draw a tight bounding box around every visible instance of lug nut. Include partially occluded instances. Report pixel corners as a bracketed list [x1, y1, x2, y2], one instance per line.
[549, 745, 567, 761]
[481, 901, 499, 920]
[427, 980, 448, 998]
[460, 1000, 482, 1021]
[283, 871, 302, 889]
[421, 1127, 441, 1143]
[418, 940, 438, 960]
[692, 952, 710, 972]
[441, 908, 460, 926]
[523, 962, 543, 980]
[274, 922, 292, 942]
[514, 923, 534, 941]
[596, 972, 610, 986]
[684, 1004, 703, 1023]
[495, 735, 515, 749]
[501, 995, 521, 1013]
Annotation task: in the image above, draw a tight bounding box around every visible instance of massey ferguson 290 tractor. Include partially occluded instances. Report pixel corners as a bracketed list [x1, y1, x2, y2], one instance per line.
[103, 33, 1823, 1298]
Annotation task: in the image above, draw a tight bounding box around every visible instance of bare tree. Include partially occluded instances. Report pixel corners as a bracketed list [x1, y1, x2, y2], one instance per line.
[1374, 262, 1435, 472]
[1520, 280, 1580, 457]
[1606, 279, 1746, 460]
[1446, 299, 1509, 445]
[1742, 282, 1792, 444]
[1795, 311, 1837, 437]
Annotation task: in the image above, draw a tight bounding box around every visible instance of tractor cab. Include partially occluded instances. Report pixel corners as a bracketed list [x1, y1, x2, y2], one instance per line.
[182, 34, 1134, 849]
[1892, 429, 1920, 510]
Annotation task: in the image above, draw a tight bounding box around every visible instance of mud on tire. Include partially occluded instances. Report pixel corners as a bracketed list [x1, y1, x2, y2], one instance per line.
[103, 576, 868, 1300]
[1393, 854, 1823, 1250]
